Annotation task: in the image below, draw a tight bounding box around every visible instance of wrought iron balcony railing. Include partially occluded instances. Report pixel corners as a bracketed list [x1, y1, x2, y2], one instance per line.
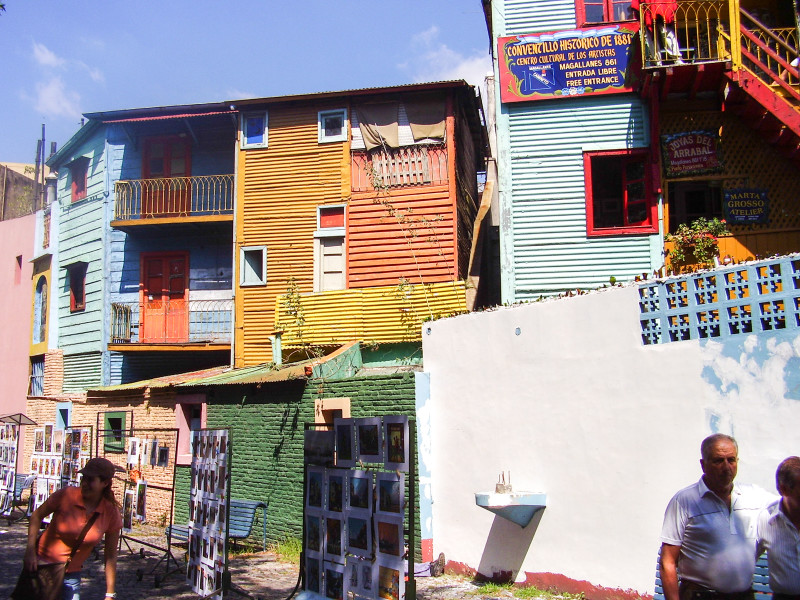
[110, 299, 233, 345]
[638, 0, 729, 68]
[114, 174, 234, 220]
[351, 145, 448, 192]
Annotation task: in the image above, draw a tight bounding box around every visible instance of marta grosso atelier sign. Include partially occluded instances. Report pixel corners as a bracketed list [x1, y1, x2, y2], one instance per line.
[498, 26, 635, 103]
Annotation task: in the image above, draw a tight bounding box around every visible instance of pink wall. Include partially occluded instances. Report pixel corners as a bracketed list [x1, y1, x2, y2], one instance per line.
[0, 213, 36, 424]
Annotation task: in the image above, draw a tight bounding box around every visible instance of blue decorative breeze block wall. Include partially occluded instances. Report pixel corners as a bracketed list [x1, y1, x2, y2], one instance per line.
[639, 255, 800, 345]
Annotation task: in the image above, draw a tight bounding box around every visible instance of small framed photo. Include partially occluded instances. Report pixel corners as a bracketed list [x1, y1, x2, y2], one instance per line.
[306, 513, 323, 554]
[305, 554, 322, 594]
[334, 418, 356, 468]
[324, 561, 345, 600]
[346, 556, 374, 597]
[135, 481, 147, 521]
[304, 429, 335, 466]
[383, 416, 409, 471]
[34, 429, 44, 453]
[347, 470, 373, 515]
[306, 467, 325, 511]
[346, 513, 372, 557]
[325, 515, 344, 558]
[157, 446, 169, 468]
[375, 514, 404, 559]
[326, 472, 344, 513]
[355, 417, 382, 464]
[377, 557, 405, 600]
[53, 429, 63, 455]
[123, 490, 135, 532]
[44, 424, 53, 454]
[376, 472, 405, 516]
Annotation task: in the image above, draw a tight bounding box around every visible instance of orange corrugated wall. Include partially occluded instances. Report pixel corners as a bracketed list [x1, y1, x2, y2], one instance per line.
[348, 95, 458, 288]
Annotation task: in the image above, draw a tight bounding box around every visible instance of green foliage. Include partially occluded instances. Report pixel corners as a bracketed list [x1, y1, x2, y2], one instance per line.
[269, 536, 302, 563]
[470, 581, 587, 600]
[665, 217, 730, 264]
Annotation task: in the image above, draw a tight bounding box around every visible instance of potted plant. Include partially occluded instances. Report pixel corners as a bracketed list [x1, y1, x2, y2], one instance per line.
[665, 217, 730, 269]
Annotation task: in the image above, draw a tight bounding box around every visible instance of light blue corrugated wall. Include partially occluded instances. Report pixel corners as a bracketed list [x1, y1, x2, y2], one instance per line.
[505, 95, 659, 299]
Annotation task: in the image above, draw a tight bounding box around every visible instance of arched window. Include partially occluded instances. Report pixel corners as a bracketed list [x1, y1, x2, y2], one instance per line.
[33, 275, 47, 344]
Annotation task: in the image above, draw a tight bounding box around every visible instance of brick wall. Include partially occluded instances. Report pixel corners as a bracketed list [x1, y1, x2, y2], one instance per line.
[25, 391, 181, 527]
[200, 373, 420, 554]
[43, 350, 64, 396]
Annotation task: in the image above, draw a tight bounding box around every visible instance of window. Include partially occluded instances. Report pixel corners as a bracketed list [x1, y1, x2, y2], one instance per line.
[577, 0, 633, 24]
[240, 246, 267, 286]
[584, 150, 656, 236]
[56, 402, 72, 430]
[33, 275, 48, 344]
[314, 205, 346, 292]
[667, 182, 723, 233]
[314, 397, 351, 425]
[318, 109, 348, 143]
[103, 411, 127, 453]
[241, 112, 268, 148]
[66, 262, 88, 312]
[176, 395, 205, 465]
[70, 157, 89, 202]
[29, 357, 44, 396]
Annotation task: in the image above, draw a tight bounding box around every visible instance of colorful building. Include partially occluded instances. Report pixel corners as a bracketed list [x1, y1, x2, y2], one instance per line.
[486, 0, 800, 300]
[232, 82, 488, 366]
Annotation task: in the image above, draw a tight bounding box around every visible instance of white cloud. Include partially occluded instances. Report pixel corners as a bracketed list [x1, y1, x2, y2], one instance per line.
[400, 27, 492, 93]
[33, 77, 82, 121]
[226, 88, 257, 101]
[32, 42, 66, 69]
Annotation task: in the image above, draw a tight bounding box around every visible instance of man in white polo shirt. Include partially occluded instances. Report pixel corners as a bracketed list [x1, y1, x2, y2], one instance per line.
[757, 456, 800, 600]
[660, 434, 775, 600]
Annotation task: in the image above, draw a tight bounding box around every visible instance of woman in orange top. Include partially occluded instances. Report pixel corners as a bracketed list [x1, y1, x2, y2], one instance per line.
[24, 457, 122, 600]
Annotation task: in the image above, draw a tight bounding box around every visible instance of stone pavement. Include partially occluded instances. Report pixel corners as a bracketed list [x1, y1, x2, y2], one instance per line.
[0, 520, 484, 600]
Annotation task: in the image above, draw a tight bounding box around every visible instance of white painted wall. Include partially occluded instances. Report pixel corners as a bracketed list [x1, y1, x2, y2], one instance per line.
[422, 285, 800, 593]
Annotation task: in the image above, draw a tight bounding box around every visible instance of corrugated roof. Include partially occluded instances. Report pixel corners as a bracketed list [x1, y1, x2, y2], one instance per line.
[100, 111, 233, 124]
[88, 365, 231, 395]
[176, 361, 309, 387]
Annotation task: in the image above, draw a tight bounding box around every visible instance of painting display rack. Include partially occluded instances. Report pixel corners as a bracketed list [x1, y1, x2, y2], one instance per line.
[301, 416, 417, 600]
[99, 426, 181, 586]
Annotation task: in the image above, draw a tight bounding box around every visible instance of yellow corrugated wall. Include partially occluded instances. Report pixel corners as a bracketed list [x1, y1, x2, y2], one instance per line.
[274, 281, 467, 348]
[235, 103, 350, 367]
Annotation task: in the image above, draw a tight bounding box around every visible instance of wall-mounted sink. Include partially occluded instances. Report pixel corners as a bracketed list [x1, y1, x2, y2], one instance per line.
[474, 492, 547, 528]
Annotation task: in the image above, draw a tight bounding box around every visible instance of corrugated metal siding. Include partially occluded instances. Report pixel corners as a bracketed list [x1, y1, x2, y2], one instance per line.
[58, 131, 107, 356]
[348, 185, 456, 287]
[236, 103, 348, 367]
[275, 281, 467, 347]
[506, 96, 656, 299]
[503, 0, 576, 35]
[63, 352, 103, 391]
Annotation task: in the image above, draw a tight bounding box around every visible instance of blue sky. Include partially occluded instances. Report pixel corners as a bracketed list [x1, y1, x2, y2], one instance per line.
[0, 1, 491, 163]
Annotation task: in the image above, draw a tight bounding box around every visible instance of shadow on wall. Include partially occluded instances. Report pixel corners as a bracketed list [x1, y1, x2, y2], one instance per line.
[476, 510, 544, 582]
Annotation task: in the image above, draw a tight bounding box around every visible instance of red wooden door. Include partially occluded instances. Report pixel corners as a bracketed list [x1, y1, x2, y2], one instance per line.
[142, 137, 191, 217]
[140, 253, 188, 343]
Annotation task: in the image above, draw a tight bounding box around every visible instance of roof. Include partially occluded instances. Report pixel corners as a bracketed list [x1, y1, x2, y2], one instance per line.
[87, 342, 363, 397]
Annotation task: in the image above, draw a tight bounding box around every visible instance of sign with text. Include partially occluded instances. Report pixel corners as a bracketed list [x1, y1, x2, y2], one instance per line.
[724, 189, 769, 224]
[498, 26, 635, 103]
[661, 131, 724, 177]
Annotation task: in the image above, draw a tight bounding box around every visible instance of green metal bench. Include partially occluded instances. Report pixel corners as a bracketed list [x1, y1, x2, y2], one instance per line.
[166, 498, 268, 551]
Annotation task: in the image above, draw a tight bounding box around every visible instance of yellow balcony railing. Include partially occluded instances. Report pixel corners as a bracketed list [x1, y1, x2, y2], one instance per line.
[274, 281, 467, 348]
[114, 174, 234, 220]
[638, 0, 729, 68]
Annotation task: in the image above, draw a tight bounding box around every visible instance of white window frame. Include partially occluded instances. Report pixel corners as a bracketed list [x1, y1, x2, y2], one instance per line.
[313, 205, 346, 292]
[240, 245, 267, 287]
[318, 109, 348, 144]
[240, 111, 268, 149]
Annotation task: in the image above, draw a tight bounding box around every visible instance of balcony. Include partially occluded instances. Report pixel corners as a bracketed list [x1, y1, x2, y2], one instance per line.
[110, 299, 232, 350]
[351, 145, 448, 192]
[112, 174, 234, 228]
[273, 281, 467, 348]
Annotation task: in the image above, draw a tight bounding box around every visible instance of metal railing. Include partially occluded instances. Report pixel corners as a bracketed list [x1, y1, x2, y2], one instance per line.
[114, 174, 234, 220]
[351, 145, 448, 191]
[110, 299, 233, 344]
[737, 11, 800, 89]
[638, 1, 728, 68]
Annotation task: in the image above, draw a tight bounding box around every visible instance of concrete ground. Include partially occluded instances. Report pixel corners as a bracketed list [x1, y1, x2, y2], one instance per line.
[0, 520, 486, 600]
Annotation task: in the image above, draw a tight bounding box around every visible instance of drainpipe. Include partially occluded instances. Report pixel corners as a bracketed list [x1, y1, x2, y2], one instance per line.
[269, 334, 282, 366]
